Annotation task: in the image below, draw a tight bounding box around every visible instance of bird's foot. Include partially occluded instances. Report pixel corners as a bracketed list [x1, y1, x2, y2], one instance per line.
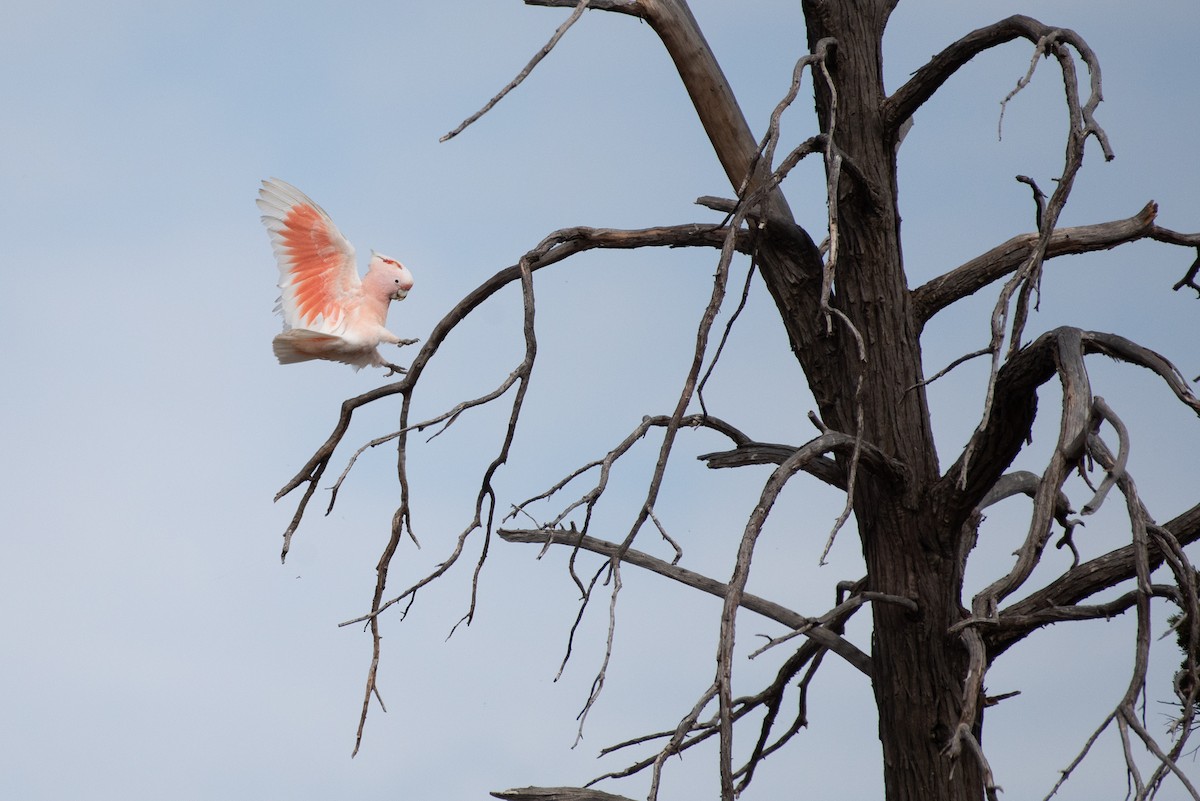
[382, 362, 408, 377]
[396, 338, 420, 347]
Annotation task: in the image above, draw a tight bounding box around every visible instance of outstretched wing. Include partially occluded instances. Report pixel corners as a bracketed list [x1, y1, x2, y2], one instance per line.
[257, 178, 359, 334]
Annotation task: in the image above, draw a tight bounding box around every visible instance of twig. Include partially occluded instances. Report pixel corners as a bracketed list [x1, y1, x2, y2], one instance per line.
[508, 413, 750, 538]
[998, 32, 1056, 141]
[572, 558, 621, 745]
[1015, 174, 1047, 232]
[698, 251, 758, 416]
[907, 347, 992, 393]
[441, 0, 592, 142]
[645, 507, 682, 565]
[1080, 396, 1129, 516]
[327, 431, 402, 517]
[1171, 249, 1200, 298]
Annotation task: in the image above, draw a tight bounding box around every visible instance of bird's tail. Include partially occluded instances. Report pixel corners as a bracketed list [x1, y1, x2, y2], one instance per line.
[272, 330, 328, 364]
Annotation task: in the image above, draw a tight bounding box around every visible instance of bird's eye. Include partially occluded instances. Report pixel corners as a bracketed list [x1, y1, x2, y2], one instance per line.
[394, 278, 400, 283]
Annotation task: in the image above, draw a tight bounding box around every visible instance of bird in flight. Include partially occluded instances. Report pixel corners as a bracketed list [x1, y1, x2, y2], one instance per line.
[257, 178, 416, 374]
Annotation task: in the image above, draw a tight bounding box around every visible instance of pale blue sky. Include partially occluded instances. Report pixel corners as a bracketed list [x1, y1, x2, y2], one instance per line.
[2, 2, 1198, 799]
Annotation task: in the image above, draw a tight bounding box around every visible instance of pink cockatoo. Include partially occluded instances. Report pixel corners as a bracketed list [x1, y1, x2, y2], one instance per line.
[257, 178, 416, 373]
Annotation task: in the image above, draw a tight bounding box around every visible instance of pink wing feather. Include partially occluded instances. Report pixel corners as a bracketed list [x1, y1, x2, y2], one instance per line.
[257, 178, 360, 334]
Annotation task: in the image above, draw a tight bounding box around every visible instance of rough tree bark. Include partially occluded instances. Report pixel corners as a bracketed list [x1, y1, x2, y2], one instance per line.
[275, 2, 1200, 800]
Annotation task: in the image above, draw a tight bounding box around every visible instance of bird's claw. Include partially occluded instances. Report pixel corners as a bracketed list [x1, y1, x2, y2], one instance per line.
[382, 362, 408, 377]
[397, 338, 420, 347]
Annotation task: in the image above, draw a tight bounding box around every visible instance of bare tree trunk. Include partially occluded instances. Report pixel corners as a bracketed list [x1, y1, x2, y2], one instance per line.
[796, 3, 982, 799]
[660, 0, 982, 793]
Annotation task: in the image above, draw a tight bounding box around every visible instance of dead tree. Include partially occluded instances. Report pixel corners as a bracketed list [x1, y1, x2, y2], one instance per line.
[276, 2, 1200, 800]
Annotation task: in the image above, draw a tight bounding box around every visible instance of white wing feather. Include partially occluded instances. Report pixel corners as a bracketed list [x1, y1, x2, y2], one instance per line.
[256, 178, 360, 335]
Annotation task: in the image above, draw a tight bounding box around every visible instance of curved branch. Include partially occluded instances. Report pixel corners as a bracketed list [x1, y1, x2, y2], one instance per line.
[913, 203, 1159, 325]
[1086, 331, 1200, 413]
[883, 15, 1102, 135]
[978, 470, 1073, 525]
[715, 434, 887, 796]
[1148, 226, 1200, 299]
[969, 329, 1093, 616]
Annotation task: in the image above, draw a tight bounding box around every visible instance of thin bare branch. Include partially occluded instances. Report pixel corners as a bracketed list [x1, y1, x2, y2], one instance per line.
[498, 527, 872, 675]
[960, 28, 1112, 477]
[646, 684, 719, 801]
[698, 254, 758, 416]
[990, 585, 1177, 635]
[572, 558, 622, 745]
[509, 413, 747, 534]
[1172, 249, 1200, 298]
[327, 430, 402, 516]
[1042, 710, 1116, 801]
[749, 589, 913, 660]
[442, 0, 593, 142]
[908, 347, 992, 393]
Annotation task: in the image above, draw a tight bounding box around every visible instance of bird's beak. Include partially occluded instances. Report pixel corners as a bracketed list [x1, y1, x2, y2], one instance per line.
[393, 288, 409, 301]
